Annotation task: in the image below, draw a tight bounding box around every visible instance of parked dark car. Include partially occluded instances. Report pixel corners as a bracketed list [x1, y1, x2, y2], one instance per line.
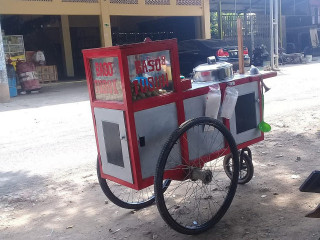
[178, 39, 250, 77]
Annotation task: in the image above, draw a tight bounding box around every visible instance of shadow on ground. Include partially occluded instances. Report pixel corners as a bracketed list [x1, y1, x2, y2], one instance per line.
[1, 126, 320, 240]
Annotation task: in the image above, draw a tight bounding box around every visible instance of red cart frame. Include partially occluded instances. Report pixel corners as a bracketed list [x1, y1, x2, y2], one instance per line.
[83, 39, 276, 191]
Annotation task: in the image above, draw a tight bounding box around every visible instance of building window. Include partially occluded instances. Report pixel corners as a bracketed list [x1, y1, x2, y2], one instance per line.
[312, 7, 320, 24]
[145, 0, 170, 5]
[110, 0, 138, 3]
[62, 0, 98, 2]
[21, 0, 53, 2]
[176, 0, 201, 5]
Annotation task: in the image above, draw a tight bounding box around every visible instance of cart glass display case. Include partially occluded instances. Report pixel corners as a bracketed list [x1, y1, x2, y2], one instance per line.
[127, 50, 174, 101]
[83, 39, 181, 190]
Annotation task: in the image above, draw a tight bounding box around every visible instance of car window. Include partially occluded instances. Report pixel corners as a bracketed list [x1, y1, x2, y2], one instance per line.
[178, 41, 199, 52]
[200, 40, 228, 49]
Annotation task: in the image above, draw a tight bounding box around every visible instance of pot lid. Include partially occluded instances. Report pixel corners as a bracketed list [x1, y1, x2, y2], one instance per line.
[193, 61, 233, 72]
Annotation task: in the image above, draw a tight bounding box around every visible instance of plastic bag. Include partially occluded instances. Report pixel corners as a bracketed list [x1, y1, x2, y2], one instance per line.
[16, 62, 41, 91]
[205, 84, 221, 131]
[32, 51, 46, 66]
[220, 87, 238, 119]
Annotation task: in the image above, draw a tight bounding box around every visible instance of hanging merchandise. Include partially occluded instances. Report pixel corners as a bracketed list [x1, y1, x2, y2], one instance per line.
[205, 84, 221, 131]
[258, 80, 271, 133]
[220, 87, 239, 119]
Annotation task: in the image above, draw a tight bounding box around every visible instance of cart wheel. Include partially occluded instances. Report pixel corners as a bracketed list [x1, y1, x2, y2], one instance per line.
[154, 117, 239, 235]
[241, 147, 252, 161]
[224, 152, 254, 185]
[97, 157, 170, 210]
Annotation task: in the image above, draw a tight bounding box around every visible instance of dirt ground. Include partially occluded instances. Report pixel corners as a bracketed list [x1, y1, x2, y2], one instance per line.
[1, 63, 320, 240]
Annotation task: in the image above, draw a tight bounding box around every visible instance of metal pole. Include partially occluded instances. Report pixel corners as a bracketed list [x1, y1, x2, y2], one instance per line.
[275, 0, 279, 68]
[270, 0, 274, 69]
[265, 0, 267, 15]
[0, 19, 10, 102]
[250, 0, 255, 58]
[279, 0, 282, 48]
[218, 1, 223, 40]
[235, 0, 237, 15]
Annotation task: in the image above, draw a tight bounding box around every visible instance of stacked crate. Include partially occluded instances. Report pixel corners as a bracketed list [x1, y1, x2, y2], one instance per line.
[35, 65, 58, 83]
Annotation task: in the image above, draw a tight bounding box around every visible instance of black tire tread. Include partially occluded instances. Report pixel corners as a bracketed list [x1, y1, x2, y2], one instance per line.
[224, 152, 254, 184]
[154, 117, 239, 235]
[97, 157, 155, 209]
[239, 153, 254, 184]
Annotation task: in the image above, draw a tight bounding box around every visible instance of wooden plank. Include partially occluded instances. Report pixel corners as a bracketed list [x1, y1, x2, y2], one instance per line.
[237, 18, 244, 74]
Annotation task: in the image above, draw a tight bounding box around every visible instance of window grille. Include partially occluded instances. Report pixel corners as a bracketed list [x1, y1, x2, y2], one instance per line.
[176, 0, 201, 5]
[110, 0, 138, 4]
[62, 0, 98, 3]
[145, 0, 170, 5]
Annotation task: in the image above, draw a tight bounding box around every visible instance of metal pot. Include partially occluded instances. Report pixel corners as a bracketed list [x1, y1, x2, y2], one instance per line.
[193, 57, 233, 82]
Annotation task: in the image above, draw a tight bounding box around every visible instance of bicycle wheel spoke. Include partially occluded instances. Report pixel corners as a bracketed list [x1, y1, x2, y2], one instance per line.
[98, 157, 171, 209]
[155, 118, 239, 235]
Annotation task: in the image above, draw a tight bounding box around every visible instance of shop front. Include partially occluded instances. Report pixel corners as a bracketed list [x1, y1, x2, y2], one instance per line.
[0, 0, 209, 100]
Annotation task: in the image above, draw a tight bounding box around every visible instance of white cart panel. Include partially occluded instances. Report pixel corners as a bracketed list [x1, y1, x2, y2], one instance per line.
[229, 81, 261, 144]
[94, 108, 133, 183]
[135, 103, 179, 179]
[184, 96, 225, 161]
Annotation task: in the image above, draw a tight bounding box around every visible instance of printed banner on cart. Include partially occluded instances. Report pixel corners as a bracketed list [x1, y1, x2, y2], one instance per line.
[127, 50, 174, 101]
[90, 57, 123, 102]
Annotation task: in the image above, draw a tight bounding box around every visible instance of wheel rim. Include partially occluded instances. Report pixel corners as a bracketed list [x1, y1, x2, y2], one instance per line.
[155, 118, 239, 234]
[224, 154, 249, 181]
[98, 157, 171, 209]
[103, 179, 155, 205]
[99, 177, 171, 208]
[239, 158, 248, 180]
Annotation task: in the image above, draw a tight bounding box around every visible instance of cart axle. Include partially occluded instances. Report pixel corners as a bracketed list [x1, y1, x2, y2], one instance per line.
[190, 168, 213, 185]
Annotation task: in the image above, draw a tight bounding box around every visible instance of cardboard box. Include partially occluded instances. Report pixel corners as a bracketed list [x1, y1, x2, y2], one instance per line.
[36, 65, 58, 83]
[26, 51, 36, 63]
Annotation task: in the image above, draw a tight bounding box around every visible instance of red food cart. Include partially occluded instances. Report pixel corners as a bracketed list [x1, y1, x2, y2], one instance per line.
[82, 39, 276, 235]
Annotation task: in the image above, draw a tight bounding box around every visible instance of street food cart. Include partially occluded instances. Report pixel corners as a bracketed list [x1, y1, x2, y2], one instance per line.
[82, 39, 276, 235]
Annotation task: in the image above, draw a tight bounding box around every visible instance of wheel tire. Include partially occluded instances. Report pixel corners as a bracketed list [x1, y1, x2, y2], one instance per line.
[97, 157, 171, 209]
[154, 117, 239, 235]
[224, 152, 254, 185]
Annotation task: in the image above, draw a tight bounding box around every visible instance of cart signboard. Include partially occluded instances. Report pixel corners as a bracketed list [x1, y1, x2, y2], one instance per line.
[127, 50, 174, 101]
[90, 57, 123, 101]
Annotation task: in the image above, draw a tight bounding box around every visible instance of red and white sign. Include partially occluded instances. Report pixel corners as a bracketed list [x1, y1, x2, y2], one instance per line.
[90, 57, 123, 101]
